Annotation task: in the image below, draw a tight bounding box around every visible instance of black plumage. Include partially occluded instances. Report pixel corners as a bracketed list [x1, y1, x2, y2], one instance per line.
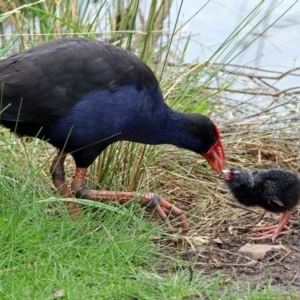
[0, 38, 226, 231]
[222, 168, 300, 240]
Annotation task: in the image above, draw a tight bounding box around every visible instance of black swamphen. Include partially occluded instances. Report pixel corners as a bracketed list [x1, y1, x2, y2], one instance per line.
[0, 38, 225, 232]
[222, 168, 300, 240]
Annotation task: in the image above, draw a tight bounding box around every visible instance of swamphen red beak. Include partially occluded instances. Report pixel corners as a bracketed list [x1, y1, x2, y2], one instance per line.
[203, 124, 225, 174]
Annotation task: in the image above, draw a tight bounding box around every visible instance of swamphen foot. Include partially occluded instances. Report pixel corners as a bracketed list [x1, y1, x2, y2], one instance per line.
[51, 151, 189, 233]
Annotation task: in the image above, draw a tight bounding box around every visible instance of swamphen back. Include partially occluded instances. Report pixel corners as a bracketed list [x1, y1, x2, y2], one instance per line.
[0, 38, 226, 231]
[223, 168, 300, 240]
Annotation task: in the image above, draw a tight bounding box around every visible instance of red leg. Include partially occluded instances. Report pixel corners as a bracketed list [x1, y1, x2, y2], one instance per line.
[70, 167, 189, 233]
[50, 151, 81, 218]
[249, 211, 292, 241]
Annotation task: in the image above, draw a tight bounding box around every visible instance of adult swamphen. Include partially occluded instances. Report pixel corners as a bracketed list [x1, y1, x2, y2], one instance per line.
[0, 38, 225, 232]
[222, 168, 300, 241]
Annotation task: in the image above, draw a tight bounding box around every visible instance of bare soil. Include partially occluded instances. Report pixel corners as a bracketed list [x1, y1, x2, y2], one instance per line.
[150, 137, 300, 294]
[189, 213, 300, 292]
[154, 197, 300, 295]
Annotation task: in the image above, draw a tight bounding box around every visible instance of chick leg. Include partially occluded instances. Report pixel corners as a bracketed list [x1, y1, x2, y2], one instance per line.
[249, 211, 291, 241]
[70, 167, 189, 233]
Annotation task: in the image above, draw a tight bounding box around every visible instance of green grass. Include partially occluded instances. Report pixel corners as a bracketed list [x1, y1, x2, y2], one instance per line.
[0, 205, 153, 298]
[0, 0, 298, 299]
[0, 103, 292, 299]
[0, 161, 233, 299]
[0, 193, 291, 300]
[0, 130, 289, 299]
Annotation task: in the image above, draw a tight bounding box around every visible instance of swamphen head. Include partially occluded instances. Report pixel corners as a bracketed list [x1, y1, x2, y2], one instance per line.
[197, 119, 225, 174]
[0, 38, 226, 232]
[222, 168, 300, 240]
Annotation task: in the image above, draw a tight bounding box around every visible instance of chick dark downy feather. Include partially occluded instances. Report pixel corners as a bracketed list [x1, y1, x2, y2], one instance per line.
[223, 168, 300, 240]
[0, 38, 226, 232]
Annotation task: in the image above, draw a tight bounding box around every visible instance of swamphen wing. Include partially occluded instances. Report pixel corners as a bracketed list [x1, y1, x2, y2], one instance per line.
[0, 38, 226, 232]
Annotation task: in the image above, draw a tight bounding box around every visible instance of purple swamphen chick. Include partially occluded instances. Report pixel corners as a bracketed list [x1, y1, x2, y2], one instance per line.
[222, 168, 300, 241]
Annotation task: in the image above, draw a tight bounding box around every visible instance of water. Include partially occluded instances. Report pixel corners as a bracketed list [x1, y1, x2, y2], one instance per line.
[170, 0, 300, 86]
[168, 1, 300, 128]
[84, 1, 300, 90]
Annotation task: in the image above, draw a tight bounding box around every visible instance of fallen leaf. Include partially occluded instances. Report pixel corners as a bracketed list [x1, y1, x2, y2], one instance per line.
[213, 238, 223, 244]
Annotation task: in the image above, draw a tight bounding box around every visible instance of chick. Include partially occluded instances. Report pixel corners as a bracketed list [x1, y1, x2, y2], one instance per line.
[222, 168, 300, 241]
